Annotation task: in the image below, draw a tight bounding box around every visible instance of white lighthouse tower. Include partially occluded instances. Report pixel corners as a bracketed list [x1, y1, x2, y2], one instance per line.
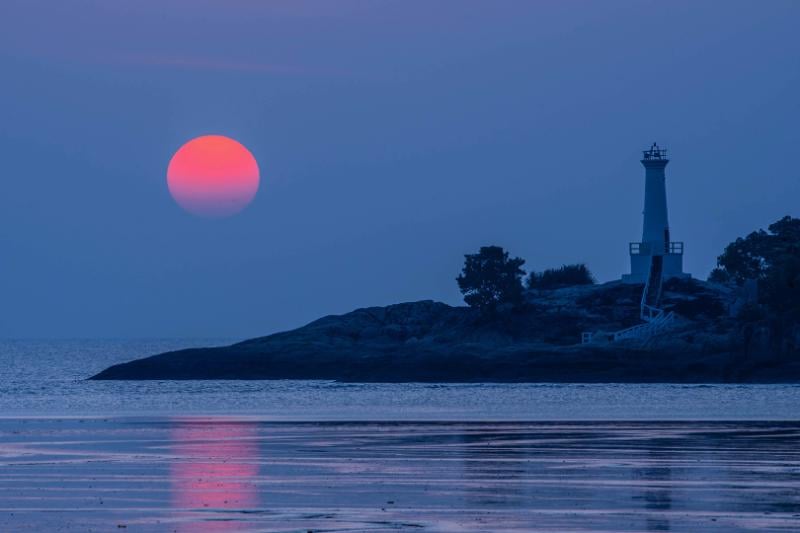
[581, 143, 688, 343]
[623, 143, 687, 284]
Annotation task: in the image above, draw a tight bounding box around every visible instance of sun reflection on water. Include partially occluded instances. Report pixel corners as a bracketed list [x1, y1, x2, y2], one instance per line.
[170, 419, 260, 531]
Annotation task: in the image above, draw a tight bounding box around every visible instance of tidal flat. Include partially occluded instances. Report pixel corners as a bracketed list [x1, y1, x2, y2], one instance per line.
[0, 418, 798, 532]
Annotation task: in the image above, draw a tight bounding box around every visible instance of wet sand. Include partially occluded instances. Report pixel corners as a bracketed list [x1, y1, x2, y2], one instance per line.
[0, 418, 798, 531]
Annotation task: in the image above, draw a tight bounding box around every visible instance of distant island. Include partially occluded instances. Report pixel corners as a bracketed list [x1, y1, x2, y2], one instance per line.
[92, 215, 800, 383]
[90, 280, 797, 383]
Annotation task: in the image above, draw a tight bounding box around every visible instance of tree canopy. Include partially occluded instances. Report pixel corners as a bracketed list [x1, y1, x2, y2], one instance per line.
[456, 246, 525, 313]
[712, 216, 800, 318]
[714, 216, 800, 284]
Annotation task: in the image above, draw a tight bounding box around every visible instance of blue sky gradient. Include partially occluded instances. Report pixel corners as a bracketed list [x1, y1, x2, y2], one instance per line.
[1, 1, 798, 338]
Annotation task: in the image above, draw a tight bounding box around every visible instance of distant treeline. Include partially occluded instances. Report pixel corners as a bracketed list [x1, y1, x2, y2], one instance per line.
[527, 264, 595, 290]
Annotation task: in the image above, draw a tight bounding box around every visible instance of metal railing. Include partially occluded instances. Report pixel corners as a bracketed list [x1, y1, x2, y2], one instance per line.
[668, 241, 684, 254]
[641, 304, 663, 322]
[582, 310, 676, 344]
[582, 251, 677, 344]
[642, 143, 667, 160]
[612, 311, 675, 342]
[629, 241, 684, 255]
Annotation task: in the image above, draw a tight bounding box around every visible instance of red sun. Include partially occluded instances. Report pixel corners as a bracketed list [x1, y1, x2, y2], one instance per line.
[167, 135, 260, 218]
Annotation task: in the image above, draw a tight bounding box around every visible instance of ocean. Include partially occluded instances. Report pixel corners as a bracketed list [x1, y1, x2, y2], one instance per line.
[2, 339, 799, 531]
[2, 338, 799, 420]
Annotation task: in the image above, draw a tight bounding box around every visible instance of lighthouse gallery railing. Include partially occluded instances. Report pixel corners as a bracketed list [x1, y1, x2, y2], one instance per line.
[629, 241, 684, 255]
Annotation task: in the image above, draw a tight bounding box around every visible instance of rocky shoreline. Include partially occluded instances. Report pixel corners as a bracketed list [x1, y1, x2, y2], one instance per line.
[91, 279, 800, 382]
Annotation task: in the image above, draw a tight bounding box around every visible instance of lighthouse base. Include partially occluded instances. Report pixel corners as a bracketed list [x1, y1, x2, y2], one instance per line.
[623, 244, 689, 284]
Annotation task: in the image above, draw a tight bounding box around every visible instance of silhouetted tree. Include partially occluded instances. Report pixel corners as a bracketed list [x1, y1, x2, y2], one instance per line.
[707, 267, 732, 284]
[456, 246, 525, 313]
[714, 216, 800, 317]
[715, 216, 800, 285]
[527, 264, 595, 289]
[762, 254, 800, 319]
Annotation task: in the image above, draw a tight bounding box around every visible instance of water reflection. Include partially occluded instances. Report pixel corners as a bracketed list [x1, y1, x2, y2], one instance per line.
[157, 420, 799, 531]
[638, 449, 673, 531]
[170, 419, 260, 531]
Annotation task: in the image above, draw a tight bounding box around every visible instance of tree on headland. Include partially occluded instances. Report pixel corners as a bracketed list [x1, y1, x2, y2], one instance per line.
[527, 264, 595, 290]
[711, 216, 800, 317]
[761, 254, 800, 318]
[713, 216, 800, 285]
[456, 246, 525, 314]
[707, 267, 732, 284]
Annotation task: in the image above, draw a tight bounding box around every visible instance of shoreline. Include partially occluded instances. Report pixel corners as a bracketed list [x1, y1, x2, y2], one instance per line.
[90, 282, 800, 383]
[3, 414, 800, 422]
[5, 381, 800, 421]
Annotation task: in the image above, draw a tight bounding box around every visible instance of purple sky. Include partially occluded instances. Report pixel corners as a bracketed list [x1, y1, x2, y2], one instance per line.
[1, 1, 798, 338]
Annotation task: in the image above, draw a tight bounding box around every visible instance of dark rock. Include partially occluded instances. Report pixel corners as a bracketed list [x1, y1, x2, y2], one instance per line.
[90, 281, 800, 382]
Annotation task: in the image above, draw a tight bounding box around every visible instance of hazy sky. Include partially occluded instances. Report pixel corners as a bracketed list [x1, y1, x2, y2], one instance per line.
[1, 1, 798, 339]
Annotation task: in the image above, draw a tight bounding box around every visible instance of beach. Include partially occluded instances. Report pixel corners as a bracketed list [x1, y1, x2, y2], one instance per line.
[1, 418, 798, 532]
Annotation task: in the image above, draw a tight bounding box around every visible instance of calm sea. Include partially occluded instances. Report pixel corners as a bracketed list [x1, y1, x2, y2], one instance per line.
[0, 339, 798, 419]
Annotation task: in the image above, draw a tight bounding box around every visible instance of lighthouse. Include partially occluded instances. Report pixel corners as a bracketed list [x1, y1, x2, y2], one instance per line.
[622, 143, 688, 284]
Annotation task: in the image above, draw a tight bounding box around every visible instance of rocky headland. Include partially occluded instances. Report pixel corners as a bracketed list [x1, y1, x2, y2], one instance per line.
[91, 278, 800, 382]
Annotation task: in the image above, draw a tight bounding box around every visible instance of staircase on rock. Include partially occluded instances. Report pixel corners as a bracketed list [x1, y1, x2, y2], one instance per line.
[582, 255, 676, 344]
